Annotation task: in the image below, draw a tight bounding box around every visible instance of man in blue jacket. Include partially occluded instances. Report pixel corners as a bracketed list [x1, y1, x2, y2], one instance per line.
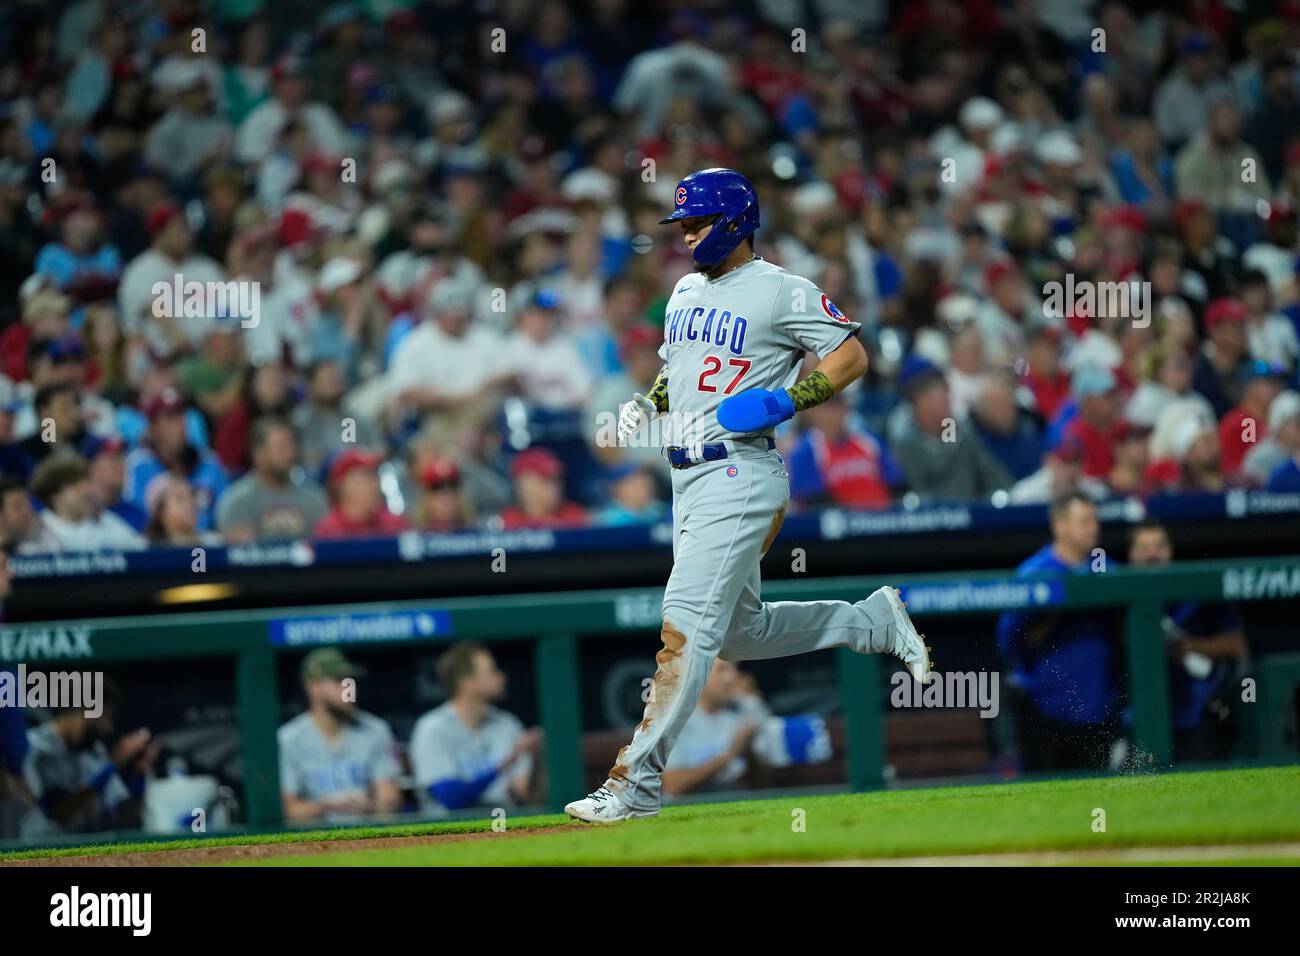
[996, 489, 1124, 771]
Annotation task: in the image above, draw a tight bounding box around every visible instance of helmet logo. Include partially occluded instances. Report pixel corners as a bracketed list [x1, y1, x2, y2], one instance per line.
[675, 187, 688, 206]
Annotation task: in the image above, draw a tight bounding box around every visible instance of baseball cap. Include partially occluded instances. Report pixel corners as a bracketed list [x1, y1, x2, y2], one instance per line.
[145, 386, 187, 421]
[318, 257, 364, 295]
[1205, 297, 1248, 331]
[1035, 130, 1082, 166]
[146, 202, 183, 238]
[984, 258, 1019, 290]
[420, 456, 462, 489]
[511, 447, 564, 480]
[328, 448, 382, 489]
[619, 324, 661, 362]
[300, 647, 365, 683]
[1071, 364, 1117, 399]
[1269, 390, 1300, 430]
[426, 276, 476, 315]
[959, 96, 1003, 132]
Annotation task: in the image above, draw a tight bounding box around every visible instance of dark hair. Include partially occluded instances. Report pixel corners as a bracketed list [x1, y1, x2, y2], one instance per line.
[1127, 516, 1169, 550]
[436, 641, 489, 696]
[33, 382, 75, 414]
[1049, 487, 1094, 520]
[30, 454, 89, 507]
[250, 415, 293, 452]
[0, 476, 24, 502]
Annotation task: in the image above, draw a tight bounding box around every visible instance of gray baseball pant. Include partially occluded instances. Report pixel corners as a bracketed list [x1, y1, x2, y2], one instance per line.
[605, 442, 902, 813]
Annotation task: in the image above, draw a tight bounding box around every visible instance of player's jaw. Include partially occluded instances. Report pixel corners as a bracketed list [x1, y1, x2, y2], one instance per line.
[677, 216, 715, 254]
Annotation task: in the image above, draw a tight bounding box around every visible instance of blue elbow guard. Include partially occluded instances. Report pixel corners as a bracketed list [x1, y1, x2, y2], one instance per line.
[717, 388, 795, 432]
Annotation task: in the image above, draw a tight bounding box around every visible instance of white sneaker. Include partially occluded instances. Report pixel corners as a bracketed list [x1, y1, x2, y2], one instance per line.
[564, 786, 659, 824]
[879, 586, 932, 684]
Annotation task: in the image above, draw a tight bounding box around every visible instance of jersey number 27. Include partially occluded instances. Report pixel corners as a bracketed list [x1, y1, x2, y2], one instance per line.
[697, 356, 751, 394]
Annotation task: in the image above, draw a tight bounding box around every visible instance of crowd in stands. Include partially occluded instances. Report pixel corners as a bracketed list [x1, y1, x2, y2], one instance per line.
[0, 0, 1298, 555]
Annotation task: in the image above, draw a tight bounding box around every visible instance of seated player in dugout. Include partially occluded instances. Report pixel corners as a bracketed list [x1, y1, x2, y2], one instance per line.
[409, 642, 542, 815]
[278, 647, 403, 822]
[1126, 518, 1249, 762]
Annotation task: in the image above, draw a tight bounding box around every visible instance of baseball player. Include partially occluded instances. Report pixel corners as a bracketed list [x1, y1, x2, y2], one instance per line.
[565, 168, 930, 823]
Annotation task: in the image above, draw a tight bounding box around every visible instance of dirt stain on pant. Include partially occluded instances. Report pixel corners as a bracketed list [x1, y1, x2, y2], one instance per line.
[611, 620, 688, 782]
[761, 505, 786, 557]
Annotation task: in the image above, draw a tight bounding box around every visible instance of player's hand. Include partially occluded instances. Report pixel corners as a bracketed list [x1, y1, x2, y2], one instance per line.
[617, 392, 657, 445]
[717, 388, 795, 433]
[112, 729, 153, 770]
[728, 719, 761, 758]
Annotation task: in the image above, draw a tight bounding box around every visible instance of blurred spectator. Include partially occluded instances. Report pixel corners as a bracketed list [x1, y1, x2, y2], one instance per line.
[216, 416, 327, 543]
[2, 290, 72, 385]
[213, 359, 292, 475]
[1127, 519, 1247, 761]
[970, 374, 1043, 481]
[0, 477, 58, 553]
[386, 276, 507, 448]
[144, 474, 220, 548]
[278, 647, 401, 822]
[88, 437, 145, 533]
[314, 449, 408, 539]
[1239, 269, 1298, 371]
[586, 322, 663, 469]
[1107, 421, 1154, 497]
[1126, 339, 1214, 430]
[1060, 365, 1125, 479]
[503, 290, 593, 412]
[1153, 35, 1230, 149]
[598, 462, 667, 526]
[1218, 363, 1284, 477]
[1019, 323, 1070, 423]
[311, 257, 370, 387]
[177, 317, 247, 429]
[30, 455, 144, 552]
[123, 387, 229, 531]
[144, 70, 232, 184]
[13, 383, 100, 480]
[293, 359, 384, 475]
[498, 447, 588, 530]
[996, 491, 1122, 771]
[234, 54, 348, 166]
[1009, 434, 1109, 505]
[117, 203, 225, 357]
[787, 392, 898, 510]
[0, 546, 26, 837]
[1242, 55, 1300, 187]
[414, 456, 476, 532]
[1150, 415, 1239, 494]
[410, 642, 541, 815]
[1174, 96, 1271, 216]
[892, 363, 1011, 501]
[34, 198, 121, 298]
[20, 678, 158, 838]
[1243, 391, 1300, 486]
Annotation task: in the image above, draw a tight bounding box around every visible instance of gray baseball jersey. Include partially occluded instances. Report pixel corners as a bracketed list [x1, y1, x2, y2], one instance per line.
[21, 723, 131, 837]
[655, 258, 861, 446]
[409, 702, 529, 813]
[605, 256, 905, 813]
[277, 710, 400, 807]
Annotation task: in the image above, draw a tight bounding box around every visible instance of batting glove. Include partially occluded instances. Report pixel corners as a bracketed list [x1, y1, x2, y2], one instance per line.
[617, 392, 657, 446]
[717, 388, 796, 433]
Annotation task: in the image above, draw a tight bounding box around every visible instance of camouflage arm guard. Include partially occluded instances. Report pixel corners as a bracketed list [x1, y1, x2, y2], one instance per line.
[786, 369, 836, 412]
[646, 364, 670, 414]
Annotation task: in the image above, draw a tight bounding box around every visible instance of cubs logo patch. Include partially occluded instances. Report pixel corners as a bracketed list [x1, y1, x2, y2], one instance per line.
[675, 187, 688, 206]
[726, 465, 738, 477]
[821, 294, 849, 323]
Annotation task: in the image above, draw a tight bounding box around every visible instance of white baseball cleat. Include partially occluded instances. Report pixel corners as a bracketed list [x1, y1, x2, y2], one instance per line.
[564, 786, 659, 824]
[880, 586, 932, 684]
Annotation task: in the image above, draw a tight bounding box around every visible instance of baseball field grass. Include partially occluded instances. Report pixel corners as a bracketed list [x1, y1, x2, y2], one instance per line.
[3, 766, 1298, 866]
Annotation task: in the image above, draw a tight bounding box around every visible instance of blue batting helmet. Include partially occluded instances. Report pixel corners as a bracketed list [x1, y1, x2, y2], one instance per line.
[659, 168, 760, 267]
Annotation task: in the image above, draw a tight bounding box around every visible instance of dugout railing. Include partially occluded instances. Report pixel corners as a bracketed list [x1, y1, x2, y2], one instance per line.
[5, 554, 1300, 827]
